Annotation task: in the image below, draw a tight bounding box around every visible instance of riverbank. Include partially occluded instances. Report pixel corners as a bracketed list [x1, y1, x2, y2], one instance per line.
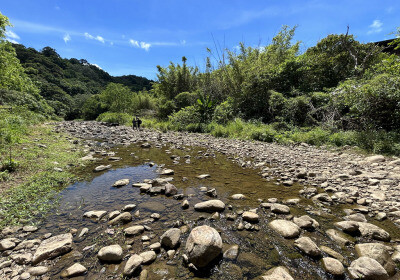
[0, 123, 83, 228]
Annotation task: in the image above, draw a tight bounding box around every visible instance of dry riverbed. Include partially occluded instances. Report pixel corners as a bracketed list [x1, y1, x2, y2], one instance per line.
[1, 120, 400, 280]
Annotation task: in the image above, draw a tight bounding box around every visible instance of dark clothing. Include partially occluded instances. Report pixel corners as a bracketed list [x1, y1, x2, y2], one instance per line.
[132, 119, 137, 129]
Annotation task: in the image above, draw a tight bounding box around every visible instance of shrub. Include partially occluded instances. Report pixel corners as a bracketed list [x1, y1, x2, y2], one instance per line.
[212, 98, 235, 124]
[174, 91, 199, 110]
[169, 106, 201, 130]
[96, 112, 132, 125]
[157, 100, 176, 120]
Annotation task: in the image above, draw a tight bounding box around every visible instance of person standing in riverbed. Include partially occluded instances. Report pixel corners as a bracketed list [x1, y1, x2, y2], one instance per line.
[132, 116, 137, 130]
[137, 117, 142, 130]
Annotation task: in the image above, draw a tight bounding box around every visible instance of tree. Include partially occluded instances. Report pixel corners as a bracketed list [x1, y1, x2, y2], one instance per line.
[99, 83, 133, 113]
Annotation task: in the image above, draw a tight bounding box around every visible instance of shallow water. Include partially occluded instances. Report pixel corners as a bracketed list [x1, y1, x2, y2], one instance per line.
[28, 142, 399, 279]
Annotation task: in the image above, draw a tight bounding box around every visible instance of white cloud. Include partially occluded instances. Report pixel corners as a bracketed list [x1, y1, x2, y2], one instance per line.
[6, 38, 19, 44]
[140, 42, 151, 51]
[129, 39, 139, 47]
[368, 20, 383, 34]
[91, 63, 102, 70]
[84, 32, 105, 43]
[129, 39, 151, 51]
[5, 30, 20, 40]
[96, 35, 105, 43]
[63, 33, 71, 43]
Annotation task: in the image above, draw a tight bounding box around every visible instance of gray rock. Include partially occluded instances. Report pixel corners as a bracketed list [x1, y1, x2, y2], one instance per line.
[108, 212, 132, 225]
[139, 250, 156, 264]
[261, 266, 294, 280]
[294, 237, 321, 257]
[28, 266, 48, 276]
[186, 225, 222, 268]
[160, 168, 174, 175]
[124, 225, 145, 236]
[334, 221, 359, 233]
[270, 203, 290, 214]
[0, 238, 17, 251]
[83, 210, 107, 220]
[366, 155, 385, 163]
[345, 213, 367, 223]
[122, 204, 136, 211]
[194, 200, 225, 212]
[358, 222, 390, 241]
[348, 257, 389, 280]
[32, 233, 73, 264]
[60, 263, 87, 278]
[269, 220, 300, 238]
[97, 244, 123, 262]
[160, 228, 181, 249]
[355, 243, 396, 276]
[326, 229, 352, 246]
[231, 194, 245, 200]
[94, 164, 111, 172]
[11, 253, 32, 264]
[223, 245, 239, 260]
[165, 183, 178, 196]
[321, 257, 345, 276]
[123, 254, 143, 276]
[242, 211, 259, 223]
[112, 179, 130, 187]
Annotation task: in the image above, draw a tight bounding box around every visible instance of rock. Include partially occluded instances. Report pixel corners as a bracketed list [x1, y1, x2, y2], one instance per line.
[78, 228, 89, 238]
[322, 257, 345, 276]
[269, 220, 300, 238]
[139, 251, 156, 264]
[161, 168, 174, 175]
[0, 238, 17, 251]
[186, 225, 223, 268]
[20, 272, 31, 280]
[231, 194, 245, 200]
[197, 174, 210, 179]
[165, 183, 178, 196]
[261, 266, 294, 280]
[345, 213, 367, 223]
[357, 222, 390, 241]
[108, 212, 132, 225]
[293, 215, 319, 230]
[167, 249, 175, 259]
[122, 204, 136, 211]
[61, 263, 87, 278]
[270, 203, 290, 214]
[32, 233, 73, 264]
[160, 228, 181, 249]
[123, 254, 143, 276]
[348, 257, 389, 280]
[28, 266, 48, 276]
[0, 260, 12, 269]
[206, 188, 217, 197]
[94, 164, 111, 172]
[376, 212, 387, 221]
[112, 179, 130, 187]
[223, 245, 239, 260]
[194, 200, 225, 212]
[149, 242, 161, 251]
[23, 225, 38, 232]
[326, 229, 352, 246]
[182, 199, 189, 209]
[141, 142, 151, 148]
[140, 269, 148, 280]
[11, 253, 32, 264]
[124, 225, 145, 236]
[294, 237, 321, 257]
[334, 221, 359, 233]
[83, 210, 107, 220]
[312, 193, 332, 203]
[320, 246, 345, 263]
[242, 211, 259, 223]
[366, 155, 385, 163]
[97, 244, 123, 262]
[355, 243, 396, 276]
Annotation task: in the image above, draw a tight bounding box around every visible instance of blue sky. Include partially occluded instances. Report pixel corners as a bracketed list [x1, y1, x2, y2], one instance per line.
[2, 0, 399, 79]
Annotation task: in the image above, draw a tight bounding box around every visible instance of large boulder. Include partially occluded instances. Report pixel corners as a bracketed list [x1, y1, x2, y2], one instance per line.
[321, 257, 345, 276]
[348, 257, 389, 280]
[97, 244, 123, 262]
[185, 225, 222, 268]
[261, 266, 293, 280]
[160, 228, 181, 249]
[355, 243, 396, 276]
[194, 200, 225, 212]
[32, 233, 73, 264]
[357, 222, 390, 241]
[269, 220, 300, 238]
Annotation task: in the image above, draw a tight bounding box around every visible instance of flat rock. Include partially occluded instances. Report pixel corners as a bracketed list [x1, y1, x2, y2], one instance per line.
[326, 229, 352, 246]
[269, 220, 300, 238]
[108, 212, 132, 225]
[231, 194, 246, 200]
[94, 164, 111, 172]
[358, 222, 390, 241]
[0, 238, 17, 251]
[139, 250, 156, 264]
[366, 155, 385, 163]
[270, 203, 290, 214]
[83, 210, 107, 220]
[61, 263, 87, 278]
[197, 174, 210, 179]
[28, 266, 49, 276]
[124, 225, 145, 236]
[242, 211, 259, 223]
[261, 266, 294, 280]
[32, 233, 73, 264]
[160, 168, 174, 175]
[223, 245, 239, 260]
[194, 200, 225, 212]
[112, 179, 130, 187]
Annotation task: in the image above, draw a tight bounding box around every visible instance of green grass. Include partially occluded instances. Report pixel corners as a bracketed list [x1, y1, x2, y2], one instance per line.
[142, 117, 400, 156]
[0, 116, 83, 228]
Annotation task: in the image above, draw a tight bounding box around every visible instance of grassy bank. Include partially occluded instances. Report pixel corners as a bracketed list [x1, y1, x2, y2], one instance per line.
[0, 108, 83, 228]
[138, 118, 400, 156]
